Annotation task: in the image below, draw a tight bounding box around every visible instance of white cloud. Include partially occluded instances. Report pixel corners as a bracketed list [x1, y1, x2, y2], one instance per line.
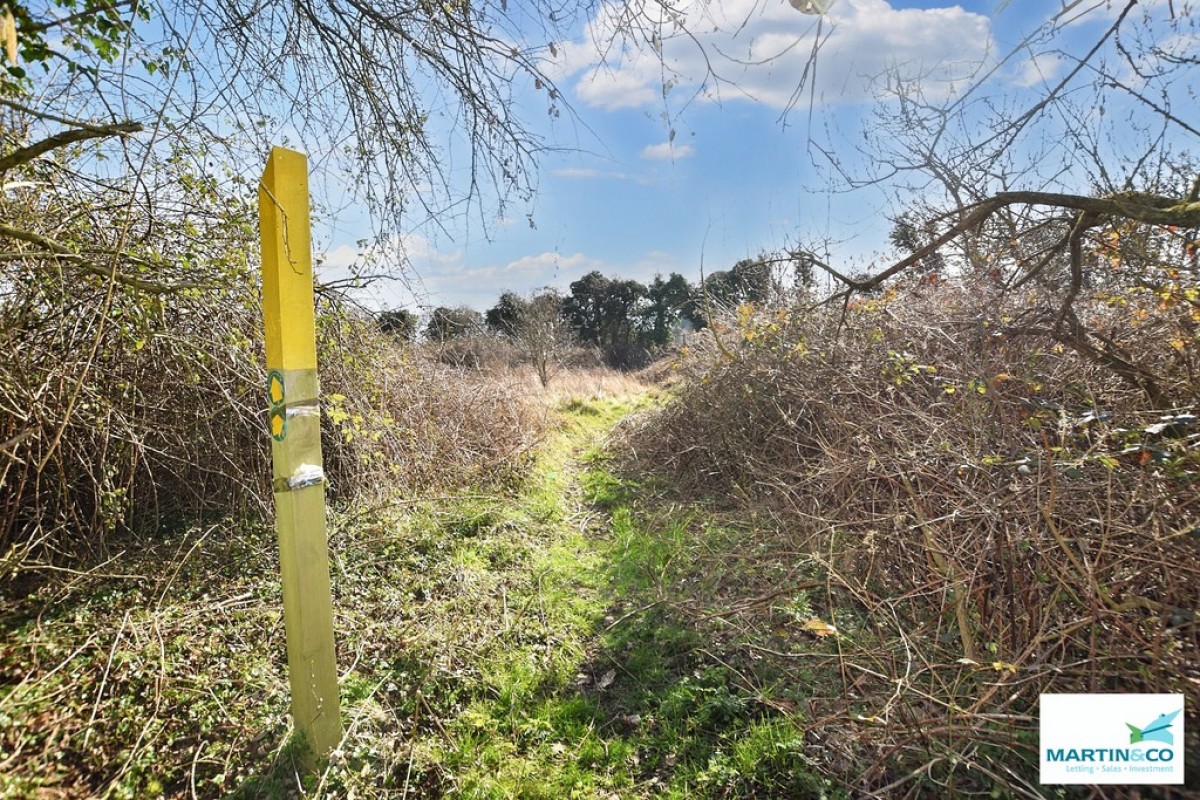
[640, 141, 696, 160]
[320, 233, 463, 274]
[546, 0, 995, 111]
[320, 243, 361, 270]
[504, 252, 604, 275]
[317, 234, 468, 312]
[1061, 0, 1173, 27]
[422, 250, 608, 308]
[326, 235, 696, 312]
[395, 233, 464, 268]
[576, 64, 660, 110]
[552, 167, 632, 180]
[325, 237, 615, 309]
[1013, 51, 1064, 88]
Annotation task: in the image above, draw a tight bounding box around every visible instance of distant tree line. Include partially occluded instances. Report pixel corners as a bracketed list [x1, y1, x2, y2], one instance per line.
[381, 251, 812, 369]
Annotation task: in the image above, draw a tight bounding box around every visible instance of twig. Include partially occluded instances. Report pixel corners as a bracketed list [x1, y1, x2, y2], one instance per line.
[691, 580, 823, 623]
[603, 599, 667, 631]
[83, 610, 130, 749]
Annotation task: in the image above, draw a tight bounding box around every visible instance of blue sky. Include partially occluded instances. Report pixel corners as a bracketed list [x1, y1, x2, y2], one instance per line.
[314, 0, 1186, 313]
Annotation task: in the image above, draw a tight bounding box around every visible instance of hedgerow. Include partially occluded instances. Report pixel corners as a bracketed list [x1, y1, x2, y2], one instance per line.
[619, 279, 1199, 796]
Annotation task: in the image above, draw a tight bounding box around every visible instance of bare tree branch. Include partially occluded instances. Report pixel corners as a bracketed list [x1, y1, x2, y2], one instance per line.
[838, 190, 1200, 294]
[0, 222, 202, 294]
[0, 121, 142, 173]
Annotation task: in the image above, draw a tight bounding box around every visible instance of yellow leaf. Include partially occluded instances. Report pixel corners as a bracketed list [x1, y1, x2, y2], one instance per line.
[803, 618, 837, 637]
[1, 7, 15, 65]
[991, 661, 1017, 674]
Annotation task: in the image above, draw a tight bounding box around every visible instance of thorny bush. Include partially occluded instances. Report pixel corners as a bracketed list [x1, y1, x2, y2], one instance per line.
[620, 279, 1199, 797]
[0, 163, 542, 583]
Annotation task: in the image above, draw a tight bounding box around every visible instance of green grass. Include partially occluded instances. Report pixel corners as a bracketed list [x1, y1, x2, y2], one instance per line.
[0, 388, 837, 798]
[414, 395, 836, 799]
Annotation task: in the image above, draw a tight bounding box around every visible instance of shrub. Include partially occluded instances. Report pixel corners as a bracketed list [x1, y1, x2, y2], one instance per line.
[0, 204, 268, 575]
[619, 280, 1200, 795]
[0, 139, 543, 582]
[319, 310, 543, 501]
[424, 331, 524, 372]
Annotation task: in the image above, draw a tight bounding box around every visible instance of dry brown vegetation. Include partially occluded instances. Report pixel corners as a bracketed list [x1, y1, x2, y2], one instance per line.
[526, 365, 655, 409]
[616, 280, 1200, 796]
[0, 268, 545, 580]
[319, 318, 544, 500]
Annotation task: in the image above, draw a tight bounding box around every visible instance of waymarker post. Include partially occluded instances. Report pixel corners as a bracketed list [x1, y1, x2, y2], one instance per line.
[259, 146, 342, 762]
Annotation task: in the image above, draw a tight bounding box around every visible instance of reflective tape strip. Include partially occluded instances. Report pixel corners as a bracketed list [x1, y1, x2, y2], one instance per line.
[274, 463, 325, 493]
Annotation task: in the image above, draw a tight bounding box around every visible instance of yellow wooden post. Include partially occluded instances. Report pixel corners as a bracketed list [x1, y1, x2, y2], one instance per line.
[259, 146, 342, 762]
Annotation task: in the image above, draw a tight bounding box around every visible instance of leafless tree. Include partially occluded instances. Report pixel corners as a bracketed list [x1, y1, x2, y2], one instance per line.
[515, 289, 573, 388]
[806, 1, 1199, 406]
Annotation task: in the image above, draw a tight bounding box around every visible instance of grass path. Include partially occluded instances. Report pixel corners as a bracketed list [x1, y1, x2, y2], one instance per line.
[380, 393, 834, 799]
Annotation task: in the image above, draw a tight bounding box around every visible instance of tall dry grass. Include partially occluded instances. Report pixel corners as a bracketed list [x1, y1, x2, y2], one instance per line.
[618, 280, 1200, 796]
[319, 312, 543, 499]
[521, 365, 654, 408]
[414, 332, 648, 410]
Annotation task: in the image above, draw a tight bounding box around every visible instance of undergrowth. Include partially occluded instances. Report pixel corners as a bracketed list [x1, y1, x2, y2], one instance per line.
[2, 425, 555, 797]
[7, 275, 1197, 798]
[0, 223, 541, 581]
[616, 282, 1200, 798]
[0, 387, 847, 798]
